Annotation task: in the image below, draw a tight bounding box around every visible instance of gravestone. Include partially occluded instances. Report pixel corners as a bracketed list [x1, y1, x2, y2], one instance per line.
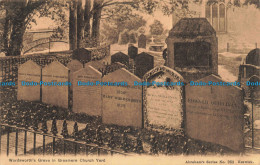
[67, 60, 83, 90]
[72, 48, 92, 62]
[138, 34, 147, 49]
[42, 61, 69, 108]
[166, 18, 218, 81]
[246, 48, 260, 66]
[111, 52, 129, 66]
[102, 68, 142, 127]
[135, 52, 154, 78]
[73, 65, 102, 116]
[85, 60, 106, 71]
[17, 60, 41, 101]
[185, 74, 244, 151]
[128, 45, 138, 59]
[143, 66, 184, 131]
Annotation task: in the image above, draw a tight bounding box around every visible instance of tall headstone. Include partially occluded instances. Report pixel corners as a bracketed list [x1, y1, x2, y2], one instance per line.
[135, 52, 154, 78]
[111, 52, 129, 66]
[17, 60, 41, 101]
[67, 60, 83, 90]
[138, 34, 147, 49]
[166, 18, 218, 81]
[73, 66, 102, 116]
[42, 61, 69, 108]
[143, 66, 184, 131]
[102, 68, 142, 127]
[128, 45, 138, 59]
[185, 74, 244, 151]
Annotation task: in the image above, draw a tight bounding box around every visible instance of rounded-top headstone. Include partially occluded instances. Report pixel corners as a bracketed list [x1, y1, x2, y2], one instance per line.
[111, 52, 129, 66]
[246, 48, 260, 66]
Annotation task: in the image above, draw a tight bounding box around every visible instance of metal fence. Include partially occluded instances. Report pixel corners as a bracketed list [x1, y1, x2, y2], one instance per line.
[0, 120, 131, 156]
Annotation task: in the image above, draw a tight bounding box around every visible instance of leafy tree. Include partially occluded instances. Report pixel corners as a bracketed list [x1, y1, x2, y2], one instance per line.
[0, 0, 67, 56]
[149, 20, 164, 36]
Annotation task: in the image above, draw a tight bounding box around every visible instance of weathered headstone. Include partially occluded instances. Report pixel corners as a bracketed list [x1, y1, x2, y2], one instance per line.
[17, 60, 41, 101]
[138, 34, 147, 49]
[42, 61, 69, 108]
[111, 52, 129, 66]
[143, 66, 184, 131]
[85, 60, 106, 71]
[102, 68, 142, 127]
[166, 18, 218, 81]
[73, 65, 102, 116]
[185, 74, 244, 151]
[67, 60, 83, 90]
[128, 45, 138, 59]
[135, 52, 154, 78]
[72, 48, 92, 62]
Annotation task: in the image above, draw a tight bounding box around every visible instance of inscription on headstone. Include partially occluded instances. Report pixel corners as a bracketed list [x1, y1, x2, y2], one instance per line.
[17, 60, 41, 101]
[111, 52, 129, 66]
[73, 66, 102, 116]
[185, 74, 244, 151]
[42, 61, 69, 108]
[128, 45, 138, 59]
[138, 34, 147, 49]
[102, 68, 142, 127]
[143, 66, 184, 131]
[135, 52, 154, 78]
[67, 60, 83, 90]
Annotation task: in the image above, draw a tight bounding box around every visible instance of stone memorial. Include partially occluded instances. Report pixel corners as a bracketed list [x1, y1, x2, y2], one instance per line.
[135, 52, 154, 78]
[138, 34, 147, 49]
[166, 18, 218, 81]
[67, 60, 83, 90]
[85, 60, 106, 71]
[143, 66, 184, 131]
[17, 60, 41, 101]
[72, 48, 92, 62]
[128, 45, 138, 59]
[73, 65, 102, 116]
[185, 74, 244, 151]
[42, 61, 69, 108]
[102, 68, 142, 127]
[111, 52, 129, 66]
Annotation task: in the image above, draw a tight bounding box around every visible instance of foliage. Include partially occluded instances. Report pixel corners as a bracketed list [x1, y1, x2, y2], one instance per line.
[149, 20, 164, 36]
[101, 4, 146, 44]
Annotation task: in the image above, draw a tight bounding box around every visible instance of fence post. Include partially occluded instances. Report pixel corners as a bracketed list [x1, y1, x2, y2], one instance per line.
[32, 117, 38, 155]
[51, 118, 58, 155]
[227, 42, 229, 52]
[22, 111, 29, 155]
[41, 119, 48, 155]
[15, 129, 18, 156]
[6, 127, 10, 156]
[61, 120, 69, 155]
[73, 122, 79, 156]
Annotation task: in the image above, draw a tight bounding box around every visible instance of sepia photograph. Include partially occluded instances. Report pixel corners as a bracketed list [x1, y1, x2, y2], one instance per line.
[0, 0, 259, 164]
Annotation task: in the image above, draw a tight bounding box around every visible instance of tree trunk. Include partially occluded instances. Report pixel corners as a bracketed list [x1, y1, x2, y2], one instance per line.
[84, 0, 91, 39]
[92, 0, 103, 47]
[77, 0, 84, 49]
[3, 8, 11, 54]
[8, 18, 26, 56]
[69, 0, 77, 50]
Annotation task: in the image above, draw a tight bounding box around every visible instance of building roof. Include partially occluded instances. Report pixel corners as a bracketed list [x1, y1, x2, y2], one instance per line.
[168, 18, 216, 38]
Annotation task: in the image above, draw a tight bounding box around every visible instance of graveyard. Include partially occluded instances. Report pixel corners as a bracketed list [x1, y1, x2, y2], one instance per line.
[0, 1, 260, 161]
[0, 22, 259, 156]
